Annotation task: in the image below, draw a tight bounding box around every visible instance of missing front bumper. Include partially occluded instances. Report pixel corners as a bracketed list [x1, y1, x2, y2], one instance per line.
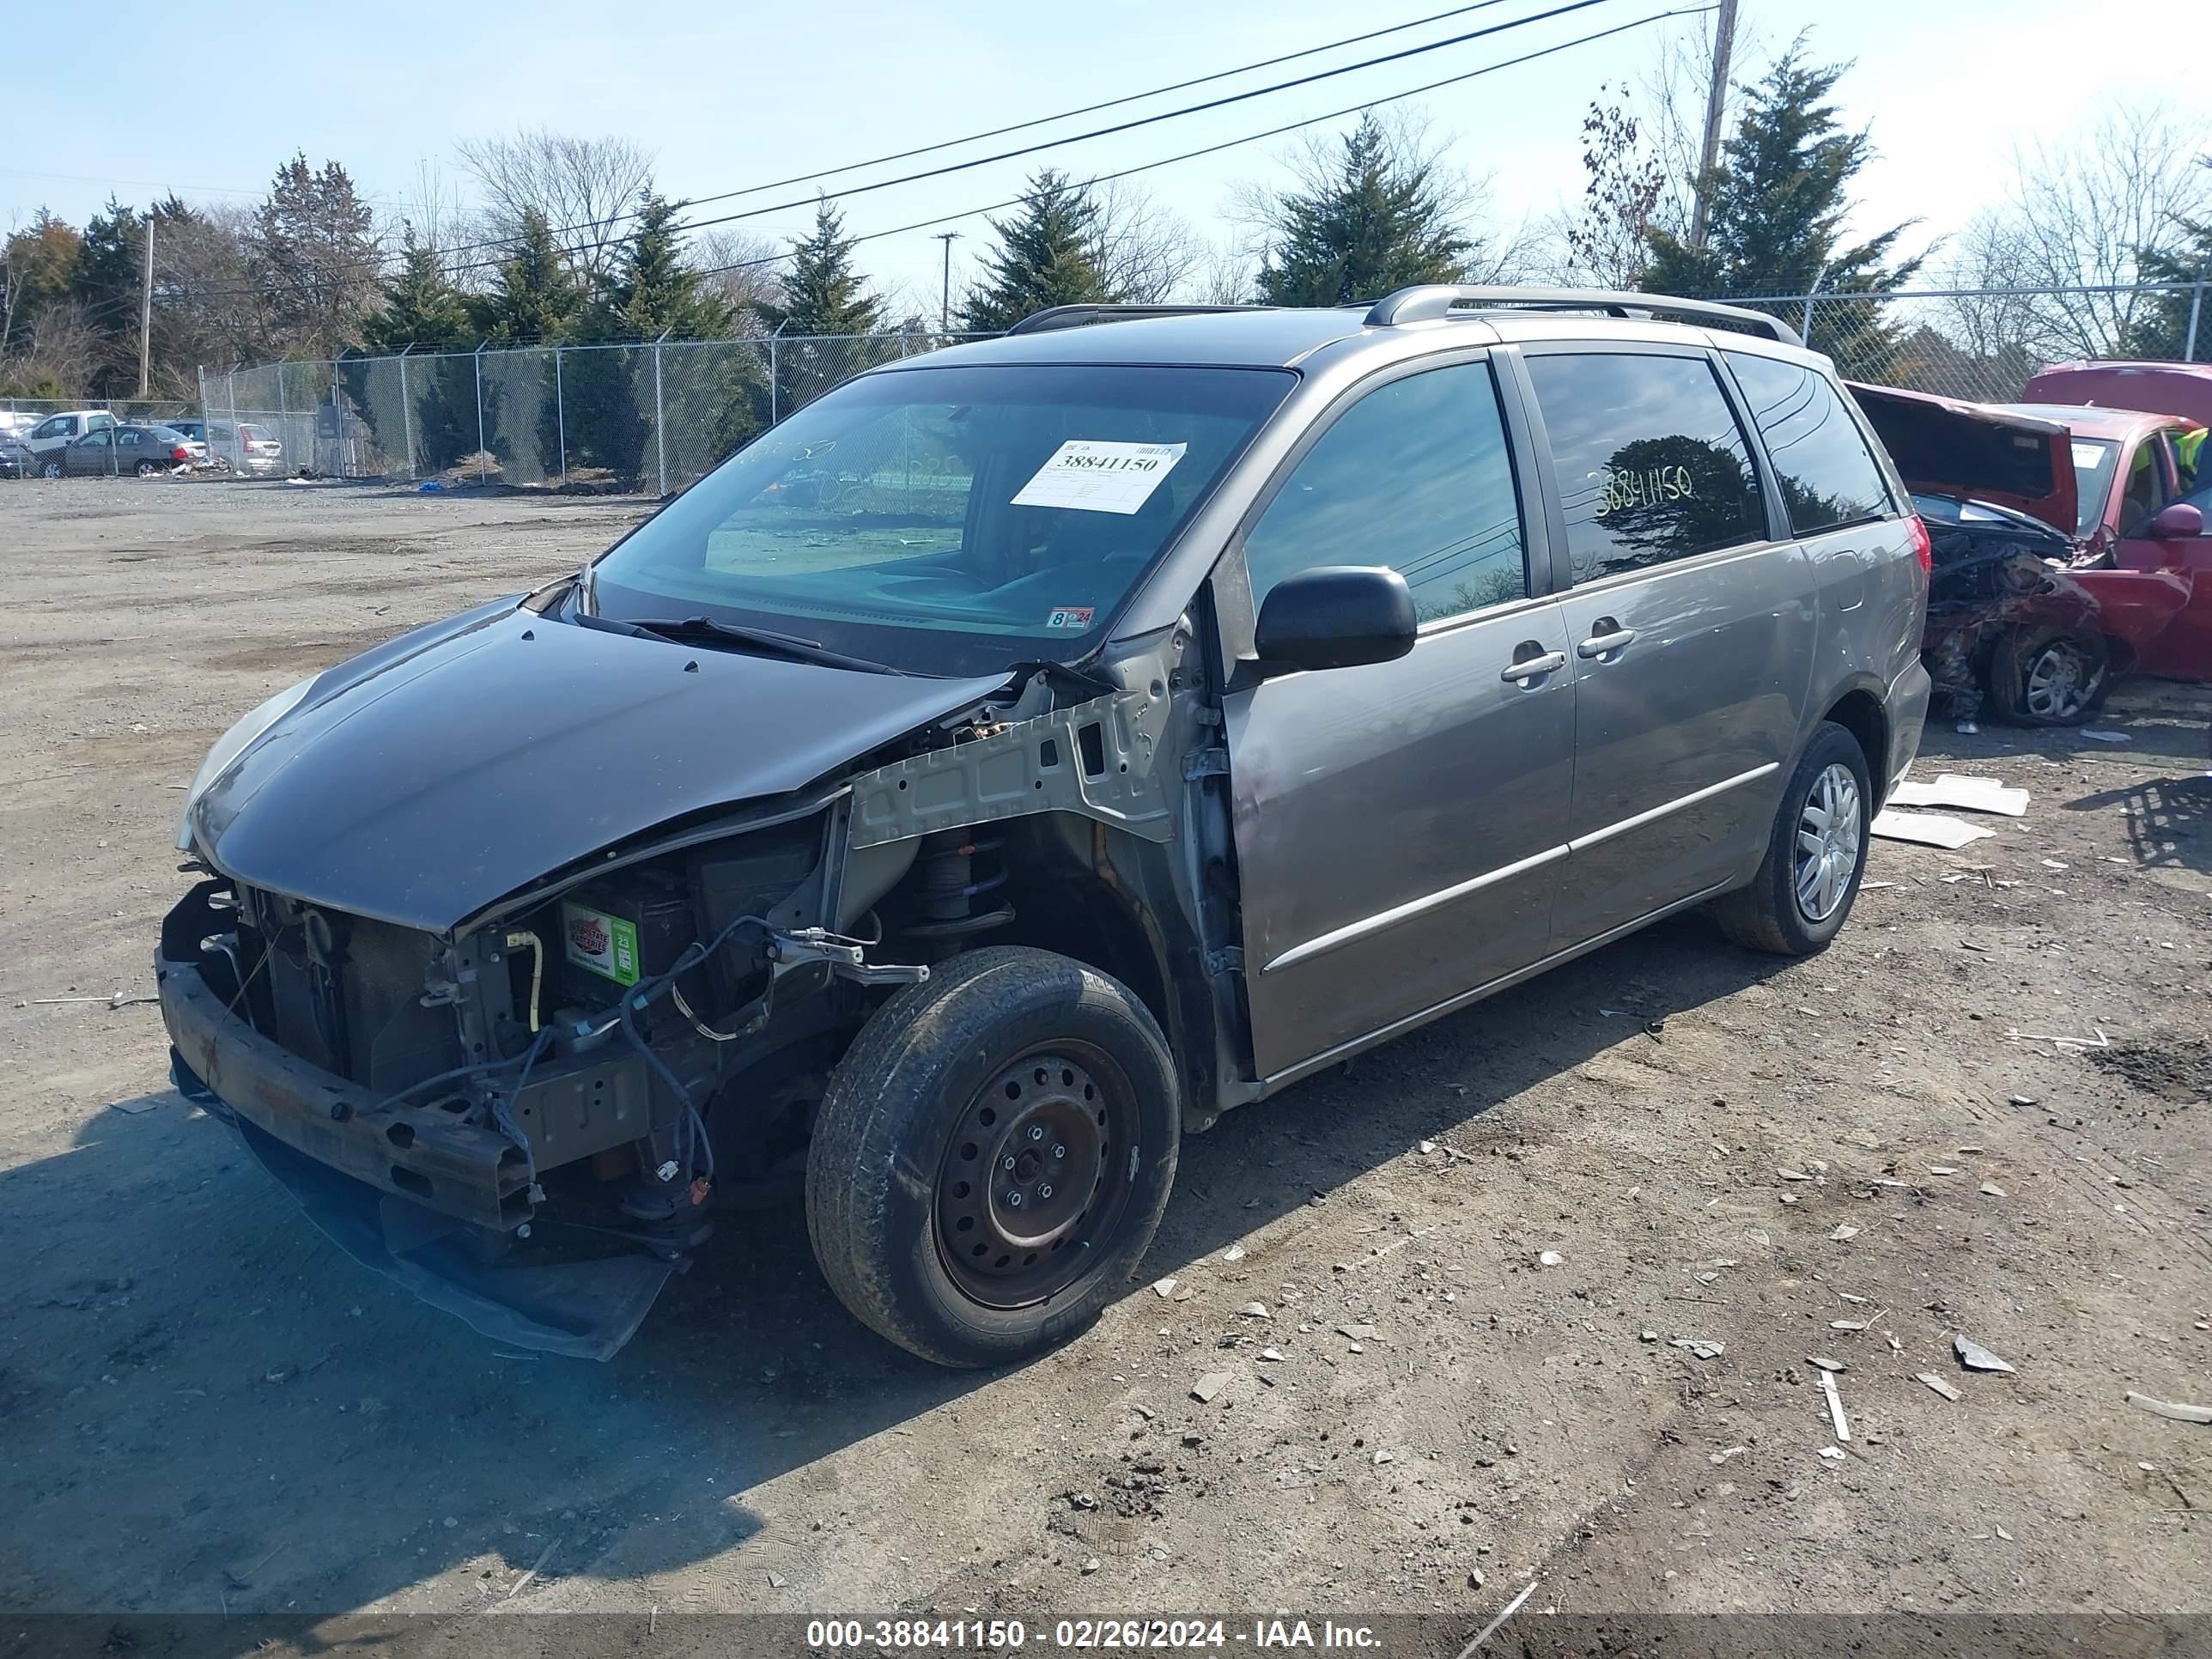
[158, 951, 676, 1359]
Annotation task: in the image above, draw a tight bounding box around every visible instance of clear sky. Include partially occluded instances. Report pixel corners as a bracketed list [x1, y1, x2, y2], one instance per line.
[3, 0, 2202, 311]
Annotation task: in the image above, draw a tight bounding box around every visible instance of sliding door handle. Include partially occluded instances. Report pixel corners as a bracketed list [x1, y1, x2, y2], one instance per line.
[1500, 649, 1568, 684]
[1577, 624, 1637, 659]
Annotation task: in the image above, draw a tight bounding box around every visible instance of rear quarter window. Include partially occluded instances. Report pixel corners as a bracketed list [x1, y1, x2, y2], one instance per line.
[1725, 353, 1893, 534]
[1523, 349, 1767, 584]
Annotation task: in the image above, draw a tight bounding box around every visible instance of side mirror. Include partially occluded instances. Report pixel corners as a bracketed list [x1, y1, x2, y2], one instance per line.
[1253, 565, 1418, 675]
[2149, 501, 2203, 539]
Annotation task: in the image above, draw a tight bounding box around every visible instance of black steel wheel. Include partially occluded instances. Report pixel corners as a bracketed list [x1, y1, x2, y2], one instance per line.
[805, 947, 1178, 1368]
[934, 1044, 1138, 1309]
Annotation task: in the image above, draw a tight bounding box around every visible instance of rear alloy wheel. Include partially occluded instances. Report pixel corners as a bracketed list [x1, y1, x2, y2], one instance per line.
[134, 459, 160, 477]
[40, 460, 61, 479]
[1711, 721, 1873, 957]
[1989, 626, 2110, 726]
[805, 946, 1178, 1367]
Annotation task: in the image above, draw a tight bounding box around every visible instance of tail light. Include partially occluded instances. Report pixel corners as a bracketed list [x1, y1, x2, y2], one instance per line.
[171, 447, 190, 462]
[1905, 515, 1931, 577]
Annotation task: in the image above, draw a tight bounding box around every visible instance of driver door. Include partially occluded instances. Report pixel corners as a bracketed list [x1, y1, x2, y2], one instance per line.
[66, 429, 112, 475]
[1220, 356, 1576, 1085]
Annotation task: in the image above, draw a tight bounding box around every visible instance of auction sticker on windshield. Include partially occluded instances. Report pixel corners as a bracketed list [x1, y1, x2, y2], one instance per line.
[1012, 440, 1185, 514]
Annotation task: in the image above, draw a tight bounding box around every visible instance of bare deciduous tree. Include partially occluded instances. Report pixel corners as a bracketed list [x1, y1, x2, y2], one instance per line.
[1091, 182, 1201, 304]
[0, 300, 100, 398]
[690, 229, 784, 328]
[456, 130, 656, 285]
[1997, 101, 2212, 357]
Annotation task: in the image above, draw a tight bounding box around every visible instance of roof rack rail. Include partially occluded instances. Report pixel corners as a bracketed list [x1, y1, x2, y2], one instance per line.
[1363, 285, 1802, 346]
[1006, 302, 1275, 336]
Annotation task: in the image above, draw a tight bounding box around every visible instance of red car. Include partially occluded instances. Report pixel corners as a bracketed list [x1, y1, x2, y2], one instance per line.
[1855, 385, 2206, 722]
[2025, 360, 2212, 431]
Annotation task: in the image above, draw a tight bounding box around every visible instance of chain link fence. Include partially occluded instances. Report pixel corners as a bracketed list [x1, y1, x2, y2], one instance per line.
[199, 331, 991, 494]
[197, 282, 2211, 492]
[1709, 280, 2209, 404]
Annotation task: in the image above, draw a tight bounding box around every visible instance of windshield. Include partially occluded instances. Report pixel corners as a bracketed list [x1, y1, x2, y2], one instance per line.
[2068, 437, 2119, 536]
[586, 362, 1295, 677]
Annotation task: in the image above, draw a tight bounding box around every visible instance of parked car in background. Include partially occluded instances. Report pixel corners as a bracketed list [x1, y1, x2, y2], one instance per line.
[46, 423, 198, 477]
[169, 418, 282, 475]
[157, 286, 1930, 1365]
[21, 409, 117, 460]
[0, 435, 31, 478]
[1855, 385, 2207, 722]
[0, 411, 41, 441]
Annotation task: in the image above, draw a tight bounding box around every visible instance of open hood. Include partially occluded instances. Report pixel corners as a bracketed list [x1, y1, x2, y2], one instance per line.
[186, 605, 1010, 933]
[1849, 381, 2079, 537]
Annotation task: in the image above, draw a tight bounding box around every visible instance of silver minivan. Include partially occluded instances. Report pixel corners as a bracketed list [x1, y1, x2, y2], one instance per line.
[158, 287, 1931, 1364]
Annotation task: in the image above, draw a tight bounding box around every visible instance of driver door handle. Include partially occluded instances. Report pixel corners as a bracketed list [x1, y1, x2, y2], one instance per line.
[1500, 649, 1568, 684]
[1577, 624, 1637, 659]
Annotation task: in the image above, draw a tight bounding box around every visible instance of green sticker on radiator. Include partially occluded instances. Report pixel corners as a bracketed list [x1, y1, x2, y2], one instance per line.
[562, 902, 640, 986]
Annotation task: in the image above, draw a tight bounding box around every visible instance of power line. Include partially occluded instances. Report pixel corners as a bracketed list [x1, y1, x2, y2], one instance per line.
[122, 4, 1704, 323]
[689, 7, 1714, 281]
[429, 0, 1538, 262]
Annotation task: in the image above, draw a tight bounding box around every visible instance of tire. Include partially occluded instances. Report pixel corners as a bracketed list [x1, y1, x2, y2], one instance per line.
[805, 945, 1179, 1368]
[1711, 722, 1872, 957]
[134, 459, 159, 477]
[1987, 626, 2110, 726]
[40, 460, 61, 479]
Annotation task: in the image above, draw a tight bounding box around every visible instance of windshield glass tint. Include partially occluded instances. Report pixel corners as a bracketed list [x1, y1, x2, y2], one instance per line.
[587, 362, 1294, 677]
[2069, 437, 2119, 535]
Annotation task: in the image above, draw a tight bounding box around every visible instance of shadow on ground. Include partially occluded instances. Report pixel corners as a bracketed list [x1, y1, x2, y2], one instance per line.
[0, 914, 1790, 1645]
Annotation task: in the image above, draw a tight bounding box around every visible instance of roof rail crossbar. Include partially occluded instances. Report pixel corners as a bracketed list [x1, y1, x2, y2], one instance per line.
[1363, 285, 1802, 346]
[1006, 302, 1276, 336]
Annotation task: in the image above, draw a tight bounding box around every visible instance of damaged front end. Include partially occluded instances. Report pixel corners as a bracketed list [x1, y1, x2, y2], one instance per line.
[1853, 381, 2191, 722]
[159, 799, 933, 1358]
[157, 627, 1202, 1359]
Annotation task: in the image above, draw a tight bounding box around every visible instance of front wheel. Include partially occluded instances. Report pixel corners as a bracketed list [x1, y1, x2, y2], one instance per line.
[40, 460, 62, 479]
[1711, 722, 1872, 957]
[805, 946, 1179, 1368]
[1988, 626, 2110, 725]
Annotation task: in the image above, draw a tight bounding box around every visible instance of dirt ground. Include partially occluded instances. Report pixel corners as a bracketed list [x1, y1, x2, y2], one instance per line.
[1, 477, 2207, 1652]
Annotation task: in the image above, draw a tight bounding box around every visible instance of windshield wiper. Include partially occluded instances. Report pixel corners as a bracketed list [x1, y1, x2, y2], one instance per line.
[591, 611, 908, 676]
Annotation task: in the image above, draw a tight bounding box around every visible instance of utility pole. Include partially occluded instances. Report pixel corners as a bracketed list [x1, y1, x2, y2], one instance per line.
[137, 209, 155, 398]
[934, 231, 962, 332]
[1687, 0, 1739, 252]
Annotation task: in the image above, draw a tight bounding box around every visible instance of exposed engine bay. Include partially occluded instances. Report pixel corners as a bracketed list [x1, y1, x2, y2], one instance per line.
[156, 652, 1207, 1358]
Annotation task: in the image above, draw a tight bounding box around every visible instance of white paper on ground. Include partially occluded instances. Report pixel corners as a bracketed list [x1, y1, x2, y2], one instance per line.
[1869, 809, 1998, 849]
[1886, 774, 2030, 817]
[1012, 441, 1186, 514]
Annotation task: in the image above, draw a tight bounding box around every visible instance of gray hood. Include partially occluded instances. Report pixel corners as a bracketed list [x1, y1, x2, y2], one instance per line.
[188, 603, 1006, 932]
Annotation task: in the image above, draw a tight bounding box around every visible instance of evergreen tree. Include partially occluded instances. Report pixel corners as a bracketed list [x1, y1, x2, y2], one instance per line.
[68, 198, 149, 395]
[757, 197, 884, 337]
[360, 233, 475, 353]
[1641, 45, 1920, 361]
[756, 197, 887, 415]
[479, 208, 583, 345]
[584, 194, 732, 343]
[246, 153, 380, 356]
[961, 171, 1118, 331]
[568, 196, 757, 484]
[1254, 115, 1473, 307]
[353, 230, 477, 474]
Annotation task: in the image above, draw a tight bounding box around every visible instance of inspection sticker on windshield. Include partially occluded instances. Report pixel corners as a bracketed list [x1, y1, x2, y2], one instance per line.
[1012, 440, 1185, 514]
[1044, 605, 1095, 630]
